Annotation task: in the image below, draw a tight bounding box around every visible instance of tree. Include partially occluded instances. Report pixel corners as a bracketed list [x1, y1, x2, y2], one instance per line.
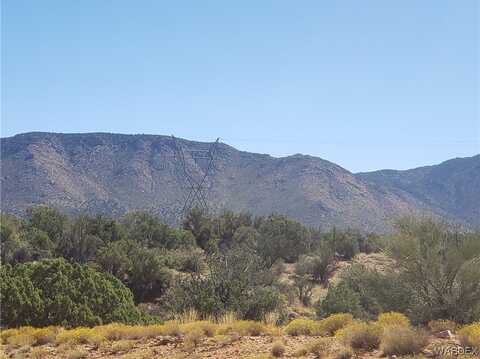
[257, 214, 312, 265]
[182, 208, 212, 249]
[26, 206, 67, 245]
[1, 259, 140, 327]
[325, 228, 359, 260]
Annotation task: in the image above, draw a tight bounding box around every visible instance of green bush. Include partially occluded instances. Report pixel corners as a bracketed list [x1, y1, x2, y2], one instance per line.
[0, 259, 140, 327]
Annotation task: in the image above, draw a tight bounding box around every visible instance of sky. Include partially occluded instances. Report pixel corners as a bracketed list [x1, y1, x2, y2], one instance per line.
[2, 0, 479, 172]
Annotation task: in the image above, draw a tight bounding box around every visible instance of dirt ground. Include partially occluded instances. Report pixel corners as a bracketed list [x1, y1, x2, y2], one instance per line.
[2, 334, 463, 359]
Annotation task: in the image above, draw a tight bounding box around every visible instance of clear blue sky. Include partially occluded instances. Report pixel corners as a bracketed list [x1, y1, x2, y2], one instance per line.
[2, 0, 479, 172]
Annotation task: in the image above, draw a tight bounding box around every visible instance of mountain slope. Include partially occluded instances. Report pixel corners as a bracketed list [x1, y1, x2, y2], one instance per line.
[1, 132, 477, 232]
[356, 155, 480, 228]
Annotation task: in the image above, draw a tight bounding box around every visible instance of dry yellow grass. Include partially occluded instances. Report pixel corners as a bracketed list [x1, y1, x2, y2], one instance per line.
[377, 312, 410, 328]
[380, 325, 428, 356]
[458, 323, 480, 349]
[55, 327, 106, 347]
[335, 321, 382, 351]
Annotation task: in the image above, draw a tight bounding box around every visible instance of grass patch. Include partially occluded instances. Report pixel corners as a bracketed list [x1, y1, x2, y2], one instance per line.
[377, 312, 410, 328]
[335, 322, 381, 351]
[111, 339, 136, 353]
[184, 328, 205, 350]
[317, 313, 354, 336]
[428, 319, 457, 333]
[65, 348, 88, 359]
[284, 319, 316, 336]
[30, 347, 50, 359]
[458, 323, 480, 350]
[55, 327, 106, 347]
[218, 320, 267, 336]
[181, 321, 217, 337]
[380, 325, 428, 356]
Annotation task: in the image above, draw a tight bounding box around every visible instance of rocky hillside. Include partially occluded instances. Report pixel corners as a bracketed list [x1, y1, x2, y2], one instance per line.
[357, 155, 480, 228]
[1, 132, 478, 232]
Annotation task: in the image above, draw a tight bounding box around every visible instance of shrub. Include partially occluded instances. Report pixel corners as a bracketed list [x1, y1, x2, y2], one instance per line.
[31, 326, 61, 345]
[317, 313, 354, 336]
[306, 338, 333, 358]
[184, 328, 205, 350]
[55, 328, 106, 347]
[428, 319, 457, 333]
[334, 347, 353, 359]
[284, 319, 315, 336]
[292, 347, 308, 357]
[377, 312, 410, 328]
[271, 341, 285, 357]
[230, 321, 267, 336]
[111, 339, 135, 353]
[161, 321, 182, 337]
[65, 348, 88, 359]
[380, 325, 428, 356]
[458, 323, 480, 350]
[181, 321, 217, 337]
[316, 282, 364, 319]
[336, 322, 381, 351]
[0, 328, 19, 344]
[6, 333, 35, 348]
[30, 347, 50, 359]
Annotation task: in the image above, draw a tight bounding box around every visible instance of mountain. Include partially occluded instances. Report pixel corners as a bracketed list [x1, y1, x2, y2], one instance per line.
[1, 132, 478, 232]
[357, 155, 480, 228]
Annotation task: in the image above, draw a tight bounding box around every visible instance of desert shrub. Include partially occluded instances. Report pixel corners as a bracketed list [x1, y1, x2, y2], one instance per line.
[316, 282, 364, 319]
[161, 321, 182, 337]
[325, 229, 359, 260]
[225, 321, 267, 336]
[380, 325, 428, 356]
[184, 328, 205, 349]
[318, 265, 412, 320]
[6, 332, 35, 348]
[377, 312, 410, 328]
[165, 250, 283, 321]
[334, 346, 353, 359]
[317, 313, 354, 336]
[65, 348, 88, 359]
[111, 339, 135, 353]
[55, 328, 106, 347]
[335, 322, 381, 351]
[306, 338, 333, 358]
[428, 319, 457, 333]
[271, 341, 285, 357]
[181, 321, 217, 337]
[1, 328, 20, 344]
[458, 323, 480, 350]
[284, 319, 316, 336]
[386, 218, 480, 324]
[30, 347, 50, 359]
[1, 259, 140, 327]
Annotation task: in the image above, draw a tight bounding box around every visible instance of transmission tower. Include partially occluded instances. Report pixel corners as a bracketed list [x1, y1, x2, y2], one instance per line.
[170, 136, 220, 220]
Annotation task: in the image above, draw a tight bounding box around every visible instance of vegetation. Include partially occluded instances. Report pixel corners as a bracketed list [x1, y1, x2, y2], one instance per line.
[1, 206, 479, 333]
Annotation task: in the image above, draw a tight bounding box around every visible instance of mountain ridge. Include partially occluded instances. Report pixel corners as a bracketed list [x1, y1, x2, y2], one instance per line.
[1, 132, 478, 232]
